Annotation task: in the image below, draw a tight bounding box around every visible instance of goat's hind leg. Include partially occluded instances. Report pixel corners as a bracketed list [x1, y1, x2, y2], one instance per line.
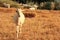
[19, 24, 22, 33]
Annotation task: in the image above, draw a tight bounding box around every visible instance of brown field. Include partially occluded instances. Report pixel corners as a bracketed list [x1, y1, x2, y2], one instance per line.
[0, 8, 60, 40]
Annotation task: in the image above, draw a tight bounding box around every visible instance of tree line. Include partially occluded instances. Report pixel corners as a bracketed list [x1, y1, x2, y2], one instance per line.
[12, 0, 54, 4]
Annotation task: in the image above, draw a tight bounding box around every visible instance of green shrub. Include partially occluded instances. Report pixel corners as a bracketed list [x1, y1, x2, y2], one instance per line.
[55, 2, 60, 10]
[50, 2, 55, 10]
[39, 2, 45, 9]
[44, 2, 51, 10]
[38, 2, 51, 10]
[38, 2, 55, 10]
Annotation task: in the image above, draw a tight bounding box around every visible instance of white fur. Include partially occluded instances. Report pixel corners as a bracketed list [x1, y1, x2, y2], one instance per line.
[16, 9, 25, 38]
[3, 3, 10, 8]
[29, 7, 35, 10]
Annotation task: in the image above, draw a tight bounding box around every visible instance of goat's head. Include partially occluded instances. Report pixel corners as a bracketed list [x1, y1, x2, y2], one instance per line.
[16, 9, 21, 17]
[17, 9, 24, 13]
[16, 8, 25, 17]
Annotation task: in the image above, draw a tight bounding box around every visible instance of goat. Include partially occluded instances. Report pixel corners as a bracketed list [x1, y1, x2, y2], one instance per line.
[29, 5, 38, 10]
[3, 3, 10, 8]
[33, 5, 38, 9]
[14, 8, 25, 38]
[29, 7, 35, 10]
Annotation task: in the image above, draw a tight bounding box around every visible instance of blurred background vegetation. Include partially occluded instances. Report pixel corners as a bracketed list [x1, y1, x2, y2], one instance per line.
[0, 0, 60, 10]
[0, 0, 20, 8]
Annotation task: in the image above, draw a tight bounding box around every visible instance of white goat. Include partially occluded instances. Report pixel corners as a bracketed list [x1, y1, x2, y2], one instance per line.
[29, 7, 35, 10]
[29, 5, 38, 10]
[33, 5, 38, 9]
[3, 3, 10, 8]
[15, 8, 25, 38]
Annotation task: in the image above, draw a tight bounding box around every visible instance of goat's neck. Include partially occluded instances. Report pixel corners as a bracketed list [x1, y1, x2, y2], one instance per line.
[19, 11, 24, 17]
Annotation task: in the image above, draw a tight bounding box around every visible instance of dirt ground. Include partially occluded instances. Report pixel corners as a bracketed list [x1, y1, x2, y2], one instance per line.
[0, 8, 60, 40]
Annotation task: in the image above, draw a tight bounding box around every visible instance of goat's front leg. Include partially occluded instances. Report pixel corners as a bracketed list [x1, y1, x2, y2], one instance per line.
[20, 24, 22, 33]
[18, 23, 22, 33]
[18, 21, 22, 33]
[16, 26, 19, 38]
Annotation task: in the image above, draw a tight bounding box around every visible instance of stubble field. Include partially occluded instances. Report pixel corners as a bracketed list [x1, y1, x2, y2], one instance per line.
[0, 7, 60, 40]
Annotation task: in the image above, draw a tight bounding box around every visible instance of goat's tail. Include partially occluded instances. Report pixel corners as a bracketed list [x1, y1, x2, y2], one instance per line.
[16, 26, 19, 38]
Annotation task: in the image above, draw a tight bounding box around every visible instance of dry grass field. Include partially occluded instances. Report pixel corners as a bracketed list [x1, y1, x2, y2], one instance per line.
[0, 7, 60, 40]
